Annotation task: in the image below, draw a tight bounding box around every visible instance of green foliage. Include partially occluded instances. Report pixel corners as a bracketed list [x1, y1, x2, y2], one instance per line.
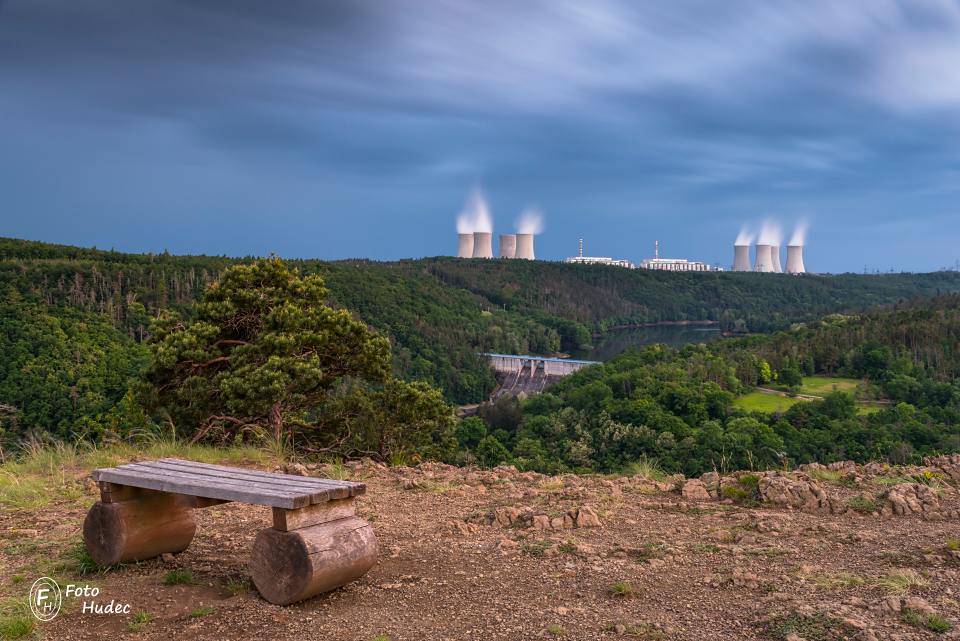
[163, 569, 196, 586]
[902, 609, 952, 633]
[846, 494, 880, 514]
[189, 606, 214, 618]
[768, 612, 846, 641]
[141, 258, 391, 443]
[608, 581, 635, 597]
[127, 611, 153, 633]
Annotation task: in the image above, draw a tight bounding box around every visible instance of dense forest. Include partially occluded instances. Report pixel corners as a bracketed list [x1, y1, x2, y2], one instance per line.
[2, 236, 960, 456]
[456, 295, 960, 475]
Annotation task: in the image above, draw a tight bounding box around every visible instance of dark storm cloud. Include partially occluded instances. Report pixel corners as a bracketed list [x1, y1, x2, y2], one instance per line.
[1, 1, 959, 270]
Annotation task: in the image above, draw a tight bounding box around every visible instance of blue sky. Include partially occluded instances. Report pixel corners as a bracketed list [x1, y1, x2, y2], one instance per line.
[1, 1, 958, 272]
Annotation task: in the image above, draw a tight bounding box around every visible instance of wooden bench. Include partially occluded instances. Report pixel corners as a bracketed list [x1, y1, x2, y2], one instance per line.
[82, 458, 377, 605]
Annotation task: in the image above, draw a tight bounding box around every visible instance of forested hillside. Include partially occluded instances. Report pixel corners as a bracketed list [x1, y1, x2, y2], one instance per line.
[459, 295, 960, 475]
[3, 236, 960, 445]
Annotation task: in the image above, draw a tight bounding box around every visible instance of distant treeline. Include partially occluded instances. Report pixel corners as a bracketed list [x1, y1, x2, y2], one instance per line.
[2, 236, 960, 415]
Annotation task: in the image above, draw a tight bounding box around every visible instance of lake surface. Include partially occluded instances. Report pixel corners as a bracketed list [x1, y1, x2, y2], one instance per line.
[573, 324, 722, 361]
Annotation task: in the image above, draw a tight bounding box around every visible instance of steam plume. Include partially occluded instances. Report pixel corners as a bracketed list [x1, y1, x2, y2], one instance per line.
[734, 226, 753, 246]
[757, 220, 782, 246]
[456, 188, 492, 234]
[789, 220, 809, 246]
[515, 206, 544, 234]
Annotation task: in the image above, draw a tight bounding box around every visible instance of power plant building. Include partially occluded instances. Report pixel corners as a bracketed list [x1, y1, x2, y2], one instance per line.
[733, 244, 752, 271]
[754, 244, 775, 272]
[457, 233, 474, 258]
[565, 238, 633, 268]
[638, 240, 720, 272]
[472, 232, 493, 258]
[786, 244, 806, 274]
[499, 234, 516, 258]
[515, 233, 535, 260]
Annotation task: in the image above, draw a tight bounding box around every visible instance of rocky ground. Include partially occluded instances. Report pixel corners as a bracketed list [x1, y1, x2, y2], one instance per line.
[3, 455, 960, 641]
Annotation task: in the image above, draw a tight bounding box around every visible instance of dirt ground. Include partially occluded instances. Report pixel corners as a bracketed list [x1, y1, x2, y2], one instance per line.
[3, 459, 960, 641]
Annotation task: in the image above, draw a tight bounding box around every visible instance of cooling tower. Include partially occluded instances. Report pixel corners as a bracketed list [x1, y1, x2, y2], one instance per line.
[733, 245, 751, 272]
[515, 233, 535, 260]
[457, 233, 474, 258]
[786, 245, 806, 274]
[472, 232, 493, 258]
[499, 234, 516, 258]
[754, 244, 775, 272]
[771, 245, 782, 273]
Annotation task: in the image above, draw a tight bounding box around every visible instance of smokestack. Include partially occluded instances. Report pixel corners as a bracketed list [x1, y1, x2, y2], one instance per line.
[786, 245, 806, 274]
[754, 244, 775, 272]
[472, 232, 493, 258]
[499, 234, 516, 258]
[771, 245, 782, 273]
[457, 233, 474, 258]
[515, 233, 535, 260]
[733, 244, 751, 272]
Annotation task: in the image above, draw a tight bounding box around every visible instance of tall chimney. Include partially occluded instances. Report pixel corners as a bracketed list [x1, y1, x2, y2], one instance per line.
[499, 234, 517, 258]
[754, 244, 774, 272]
[515, 233, 535, 260]
[733, 244, 751, 271]
[472, 232, 493, 258]
[786, 245, 806, 274]
[579, 238, 583, 258]
[457, 233, 474, 258]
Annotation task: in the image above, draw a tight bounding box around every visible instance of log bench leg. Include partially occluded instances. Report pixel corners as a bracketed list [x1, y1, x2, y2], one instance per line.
[249, 499, 378, 605]
[83, 492, 196, 566]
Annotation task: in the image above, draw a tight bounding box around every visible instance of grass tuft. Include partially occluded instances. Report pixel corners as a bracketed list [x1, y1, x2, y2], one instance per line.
[876, 569, 927, 594]
[163, 569, 196, 586]
[127, 611, 153, 633]
[902, 609, 952, 633]
[189, 606, 214, 618]
[846, 494, 880, 514]
[608, 581, 635, 597]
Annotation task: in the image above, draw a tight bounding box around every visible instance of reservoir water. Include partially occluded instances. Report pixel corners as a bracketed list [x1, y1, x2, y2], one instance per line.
[573, 323, 722, 362]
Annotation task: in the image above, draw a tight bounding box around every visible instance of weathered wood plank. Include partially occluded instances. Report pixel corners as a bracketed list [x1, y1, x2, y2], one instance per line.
[93, 467, 310, 509]
[156, 459, 365, 496]
[272, 498, 356, 532]
[147, 459, 358, 499]
[99, 482, 230, 508]
[107, 463, 327, 501]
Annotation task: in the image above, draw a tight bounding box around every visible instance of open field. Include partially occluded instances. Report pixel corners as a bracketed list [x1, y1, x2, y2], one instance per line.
[798, 376, 861, 396]
[2, 443, 959, 641]
[733, 392, 805, 414]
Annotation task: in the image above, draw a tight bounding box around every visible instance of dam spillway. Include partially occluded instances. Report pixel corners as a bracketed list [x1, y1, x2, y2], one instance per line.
[481, 353, 601, 398]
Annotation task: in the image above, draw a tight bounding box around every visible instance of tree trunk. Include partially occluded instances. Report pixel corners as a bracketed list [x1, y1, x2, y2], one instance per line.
[270, 402, 283, 442]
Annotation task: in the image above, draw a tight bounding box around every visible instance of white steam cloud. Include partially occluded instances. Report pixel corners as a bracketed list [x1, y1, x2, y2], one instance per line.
[734, 226, 754, 246]
[515, 206, 544, 234]
[456, 188, 493, 234]
[757, 220, 782, 246]
[789, 220, 809, 246]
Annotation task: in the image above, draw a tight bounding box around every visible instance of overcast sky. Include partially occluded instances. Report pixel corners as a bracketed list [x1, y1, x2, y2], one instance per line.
[1, 1, 959, 272]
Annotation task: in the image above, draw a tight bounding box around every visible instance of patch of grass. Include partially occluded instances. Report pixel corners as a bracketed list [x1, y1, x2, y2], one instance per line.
[608, 581, 635, 598]
[810, 572, 867, 590]
[546, 624, 565, 636]
[8, 576, 23, 586]
[370, 636, 391, 641]
[808, 468, 843, 483]
[876, 568, 928, 594]
[799, 377, 860, 396]
[768, 612, 846, 641]
[872, 475, 914, 487]
[57, 540, 112, 576]
[690, 543, 722, 554]
[223, 575, 251, 596]
[902, 609, 952, 633]
[721, 474, 760, 505]
[522, 540, 552, 557]
[163, 569, 196, 586]
[946, 538, 960, 552]
[621, 456, 667, 482]
[557, 541, 578, 555]
[617, 542, 667, 562]
[846, 494, 880, 514]
[744, 546, 790, 558]
[189, 606, 214, 618]
[734, 392, 805, 414]
[0, 600, 34, 641]
[127, 611, 153, 633]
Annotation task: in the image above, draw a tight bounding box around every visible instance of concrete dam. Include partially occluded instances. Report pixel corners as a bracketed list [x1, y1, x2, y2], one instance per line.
[481, 353, 601, 398]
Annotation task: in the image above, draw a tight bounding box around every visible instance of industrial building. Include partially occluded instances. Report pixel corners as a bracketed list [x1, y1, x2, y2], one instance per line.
[731, 228, 807, 274]
[565, 239, 634, 268]
[638, 241, 721, 272]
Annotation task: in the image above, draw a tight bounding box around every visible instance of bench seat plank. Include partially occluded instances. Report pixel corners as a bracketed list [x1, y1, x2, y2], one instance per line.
[90, 459, 365, 508]
[152, 459, 364, 498]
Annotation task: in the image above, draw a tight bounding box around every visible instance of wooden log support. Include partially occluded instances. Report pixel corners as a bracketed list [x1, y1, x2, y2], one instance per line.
[249, 515, 378, 605]
[83, 492, 196, 566]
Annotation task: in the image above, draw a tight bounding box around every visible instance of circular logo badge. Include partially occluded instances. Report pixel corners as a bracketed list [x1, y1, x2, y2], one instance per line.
[29, 577, 62, 621]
